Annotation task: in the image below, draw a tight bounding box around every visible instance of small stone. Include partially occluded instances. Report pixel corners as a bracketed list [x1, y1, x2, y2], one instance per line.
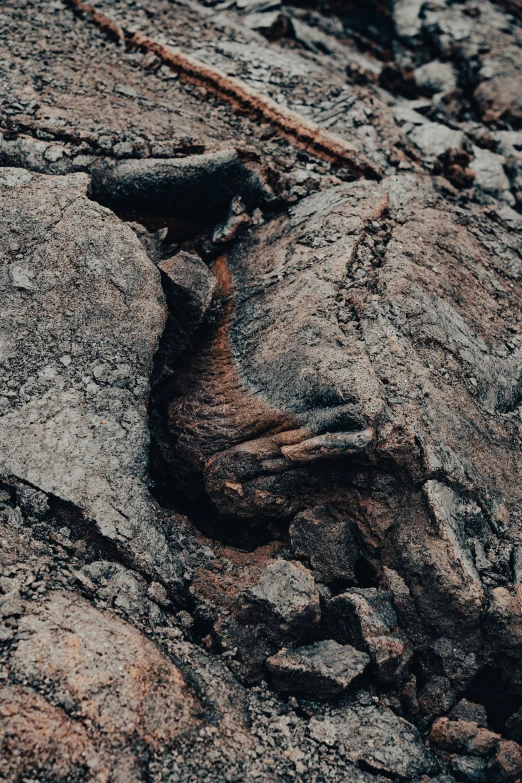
[451, 754, 487, 783]
[429, 718, 500, 756]
[148, 581, 170, 607]
[245, 559, 321, 638]
[212, 209, 251, 244]
[44, 144, 65, 162]
[157, 251, 216, 365]
[97, 135, 113, 151]
[112, 141, 134, 158]
[470, 146, 513, 204]
[418, 675, 456, 716]
[413, 60, 457, 96]
[266, 640, 369, 700]
[408, 122, 465, 158]
[9, 264, 36, 291]
[289, 506, 361, 584]
[450, 699, 488, 728]
[331, 703, 434, 779]
[494, 740, 522, 781]
[16, 485, 49, 519]
[325, 588, 408, 682]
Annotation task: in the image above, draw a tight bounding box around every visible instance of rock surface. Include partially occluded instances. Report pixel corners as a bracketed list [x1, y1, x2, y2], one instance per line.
[267, 639, 370, 699]
[2, 0, 522, 779]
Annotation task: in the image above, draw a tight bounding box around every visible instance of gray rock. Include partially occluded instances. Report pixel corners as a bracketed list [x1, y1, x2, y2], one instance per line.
[80, 561, 164, 623]
[470, 146, 514, 204]
[451, 755, 487, 783]
[0, 168, 183, 595]
[324, 703, 435, 779]
[414, 60, 457, 95]
[418, 675, 456, 716]
[450, 700, 489, 728]
[90, 150, 266, 221]
[289, 505, 362, 584]
[408, 122, 465, 157]
[325, 588, 409, 682]
[266, 639, 369, 699]
[244, 559, 321, 636]
[392, 0, 425, 40]
[157, 250, 216, 362]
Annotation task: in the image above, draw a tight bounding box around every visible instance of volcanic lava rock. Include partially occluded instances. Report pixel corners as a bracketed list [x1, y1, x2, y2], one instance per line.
[161, 169, 522, 706]
[90, 150, 267, 222]
[9, 591, 199, 778]
[289, 505, 365, 584]
[0, 167, 183, 595]
[156, 250, 217, 373]
[0, 685, 110, 783]
[266, 639, 370, 699]
[190, 555, 321, 682]
[4, 0, 522, 778]
[324, 588, 409, 683]
[313, 700, 435, 779]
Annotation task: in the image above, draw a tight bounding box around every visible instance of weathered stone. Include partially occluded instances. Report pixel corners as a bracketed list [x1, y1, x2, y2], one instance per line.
[450, 700, 489, 728]
[418, 675, 456, 716]
[0, 685, 111, 783]
[326, 702, 435, 779]
[470, 147, 513, 204]
[80, 560, 164, 623]
[0, 168, 183, 596]
[451, 754, 487, 783]
[90, 151, 266, 221]
[325, 588, 409, 682]
[413, 60, 457, 96]
[11, 592, 198, 747]
[244, 558, 321, 632]
[493, 740, 522, 781]
[158, 250, 216, 356]
[429, 718, 500, 756]
[408, 122, 465, 158]
[289, 505, 363, 584]
[190, 554, 321, 683]
[266, 639, 369, 699]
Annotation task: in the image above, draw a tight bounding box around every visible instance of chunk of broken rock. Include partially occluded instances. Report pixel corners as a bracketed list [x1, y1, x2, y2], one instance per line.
[243, 558, 321, 638]
[157, 250, 216, 363]
[325, 587, 409, 682]
[324, 702, 435, 779]
[266, 639, 369, 700]
[429, 717, 500, 756]
[190, 556, 321, 683]
[289, 505, 363, 584]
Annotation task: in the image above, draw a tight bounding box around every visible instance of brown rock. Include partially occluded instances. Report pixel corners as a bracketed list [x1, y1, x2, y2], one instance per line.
[11, 591, 199, 749]
[429, 717, 500, 756]
[0, 685, 111, 783]
[494, 740, 522, 781]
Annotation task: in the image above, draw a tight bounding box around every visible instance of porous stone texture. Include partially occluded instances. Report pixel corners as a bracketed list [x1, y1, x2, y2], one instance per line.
[325, 588, 409, 682]
[3, 0, 522, 779]
[0, 168, 188, 593]
[266, 639, 370, 699]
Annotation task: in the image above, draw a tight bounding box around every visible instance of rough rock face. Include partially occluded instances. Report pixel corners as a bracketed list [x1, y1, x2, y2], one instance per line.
[266, 639, 370, 699]
[0, 168, 172, 580]
[3, 0, 522, 779]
